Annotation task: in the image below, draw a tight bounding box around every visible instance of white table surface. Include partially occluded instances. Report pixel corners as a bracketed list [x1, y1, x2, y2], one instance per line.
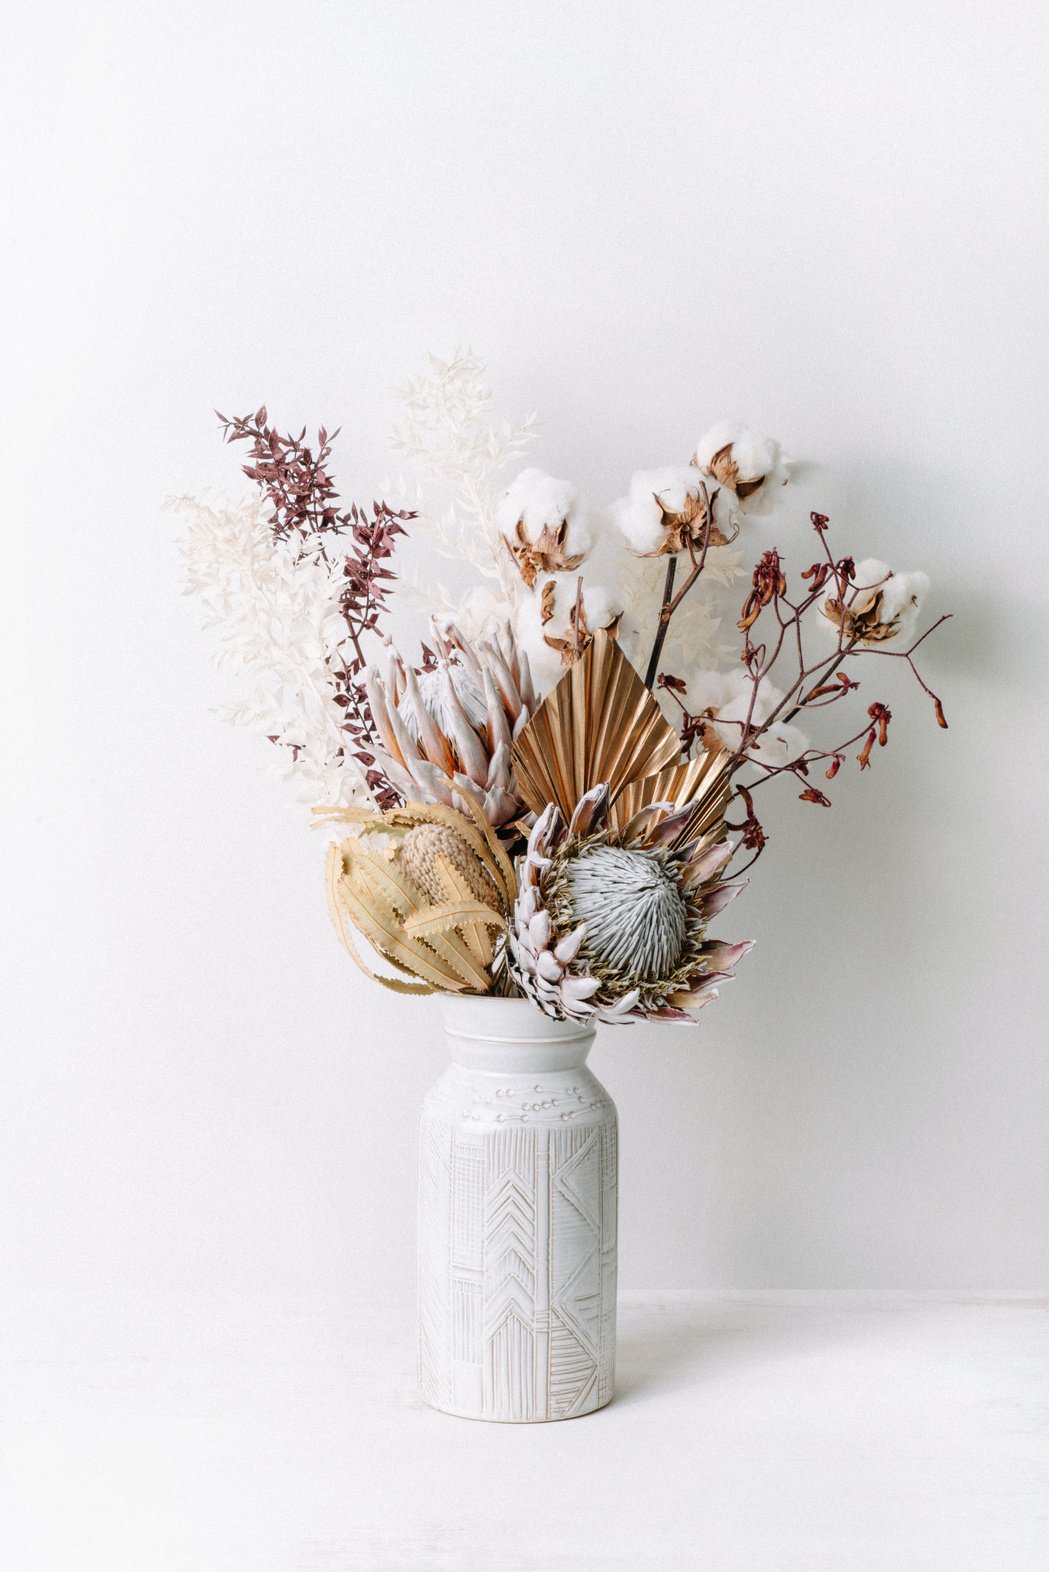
[3, 1290, 1047, 1571]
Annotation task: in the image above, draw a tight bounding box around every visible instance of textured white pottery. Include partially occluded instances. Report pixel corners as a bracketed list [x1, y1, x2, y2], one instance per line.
[418, 995, 618, 1422]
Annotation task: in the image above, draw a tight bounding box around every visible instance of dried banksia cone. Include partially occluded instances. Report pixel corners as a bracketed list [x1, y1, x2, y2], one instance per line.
[397, 823, 501, 910]
[315, 797, 516, 996]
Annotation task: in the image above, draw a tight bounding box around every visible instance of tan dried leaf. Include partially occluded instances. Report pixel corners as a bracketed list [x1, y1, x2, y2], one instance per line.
[512, 629, 682, 817]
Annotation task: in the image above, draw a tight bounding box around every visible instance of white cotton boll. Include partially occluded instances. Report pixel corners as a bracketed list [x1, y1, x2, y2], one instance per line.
[684, 668, 743, 718]
[609, 492, 666, 556]
[514, 593, 563, 695]
[514, 577, 625, 697]
[694, 420, 789, 513]
[573, 582, 623, 634]
[612, 466, 735, 556]
[684, 670, 809, 763]
[744, 721, 810, 770]
[495, 467, 592, 554]
[819, 557, 929, 646]
[851, 558, 893, 594]
[876, 568, 930, 645]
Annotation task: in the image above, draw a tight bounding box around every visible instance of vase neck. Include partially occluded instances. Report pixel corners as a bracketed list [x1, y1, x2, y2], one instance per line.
[440, 996, 595, 1074]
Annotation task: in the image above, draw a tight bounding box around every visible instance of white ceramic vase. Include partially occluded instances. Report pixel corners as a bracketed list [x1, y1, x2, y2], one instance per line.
[418, 995, 618, 1422]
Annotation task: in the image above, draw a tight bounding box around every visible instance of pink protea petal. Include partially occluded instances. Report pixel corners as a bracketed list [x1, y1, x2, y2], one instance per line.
[483, 786, 519, 825]
[527, 803, 563, 869]
[369, 750, 417, 802]
[602, 987, 641, 1019]
[696, 939, 755, 971]
[562, 975, 601, 1003]
[366, 670, 413, 769]
[569, 783, 611, 838]
[485, 740, 512, 792]
[411, 759, 457, 808]
[682, 838, 735, 886]
[643, 802, 700, 847]
[483, 668, 513, 755]
[667, 986, 720, 1011]
[537, 950, 563, 983]
[553, 924, 587, 965]
[478, 637, 523, 721]
[699, 879, 748, 918]
[680, 969, 734, 992]
[440, 665, 489, 781]
[617, 803, 672, 842]
[403, 662, 454, 774]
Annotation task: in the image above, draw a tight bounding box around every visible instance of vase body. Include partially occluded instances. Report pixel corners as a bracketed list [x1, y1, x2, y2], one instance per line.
[418, 996, 618, 1422]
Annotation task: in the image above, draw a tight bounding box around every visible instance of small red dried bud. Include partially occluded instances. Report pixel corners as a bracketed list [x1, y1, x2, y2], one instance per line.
[933, 697, 949, 729]
[740, 817, 767, 851]
[811, 512, 829, 532]
[857, 729, 876, 770]
[801, 562, 831, 590]
[739, 550, 787, 630]
[658, 672, 688, 694]
[799, 787, 832, 806]
[868, 702, 892, 746]
[825, 754, 843, 779]
[727, 785, 768, 852]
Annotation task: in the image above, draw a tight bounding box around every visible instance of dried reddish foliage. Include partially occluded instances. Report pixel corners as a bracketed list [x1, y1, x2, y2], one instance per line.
[218, 408, 415, 807]
[651, 511, 950, 872]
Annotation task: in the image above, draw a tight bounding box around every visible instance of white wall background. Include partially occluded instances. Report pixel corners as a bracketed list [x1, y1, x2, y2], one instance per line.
[4, 0, 1048, 1300]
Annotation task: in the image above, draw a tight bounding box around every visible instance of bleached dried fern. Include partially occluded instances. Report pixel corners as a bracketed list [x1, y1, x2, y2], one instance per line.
[388, 349, 538, 604]
[172, 491, 371, 806]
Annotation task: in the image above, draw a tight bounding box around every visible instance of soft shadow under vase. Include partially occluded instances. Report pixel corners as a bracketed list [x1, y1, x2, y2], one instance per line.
[418, 996, 618, 1422]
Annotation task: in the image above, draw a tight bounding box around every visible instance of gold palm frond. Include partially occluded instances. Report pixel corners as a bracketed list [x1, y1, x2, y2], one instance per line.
[613, 750, 729, 849]
[511, 630, 682, 818]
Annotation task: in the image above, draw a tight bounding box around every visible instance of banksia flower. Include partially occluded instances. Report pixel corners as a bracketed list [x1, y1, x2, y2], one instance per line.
[317, 797, 516, 995]
[365, 621, 537, 832]
[504, 784, 752, 1023]
[397, 822, 501, 909]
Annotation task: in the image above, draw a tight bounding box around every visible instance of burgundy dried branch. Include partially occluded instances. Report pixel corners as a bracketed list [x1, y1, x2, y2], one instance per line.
[218, 407, 415, 806]
[656, 511, 950, 860]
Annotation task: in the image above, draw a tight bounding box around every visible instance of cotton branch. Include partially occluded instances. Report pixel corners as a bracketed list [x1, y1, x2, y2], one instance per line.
[643, 480, 735, 689]
[662, 512, 950, 867]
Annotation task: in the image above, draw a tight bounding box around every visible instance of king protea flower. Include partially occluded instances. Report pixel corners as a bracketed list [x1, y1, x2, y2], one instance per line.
[504, 783, 753, 1024]
[365, 621, 537, 832]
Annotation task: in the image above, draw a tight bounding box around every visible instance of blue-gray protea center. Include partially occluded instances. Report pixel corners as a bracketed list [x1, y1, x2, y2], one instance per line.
[562, 844, 688, 980]
[506, 781, 753, 1026]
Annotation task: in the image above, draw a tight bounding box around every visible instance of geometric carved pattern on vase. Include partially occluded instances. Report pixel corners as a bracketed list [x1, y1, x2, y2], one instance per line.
[482, 1126, 538, 1420]
[418, 1023, 618, 1424]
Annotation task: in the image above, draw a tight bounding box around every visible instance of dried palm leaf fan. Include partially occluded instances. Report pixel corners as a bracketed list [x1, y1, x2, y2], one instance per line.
[511, 629, 730, 847]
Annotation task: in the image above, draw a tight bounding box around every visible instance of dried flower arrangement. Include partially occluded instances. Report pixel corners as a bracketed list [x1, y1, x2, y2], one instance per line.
[178, 352, 949, 1024]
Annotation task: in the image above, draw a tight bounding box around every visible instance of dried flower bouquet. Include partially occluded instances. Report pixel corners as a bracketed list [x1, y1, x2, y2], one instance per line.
[179, 353, 948, 1025]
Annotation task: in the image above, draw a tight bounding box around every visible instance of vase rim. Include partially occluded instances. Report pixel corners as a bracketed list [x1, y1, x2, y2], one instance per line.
[440, 993, 594, 1043]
